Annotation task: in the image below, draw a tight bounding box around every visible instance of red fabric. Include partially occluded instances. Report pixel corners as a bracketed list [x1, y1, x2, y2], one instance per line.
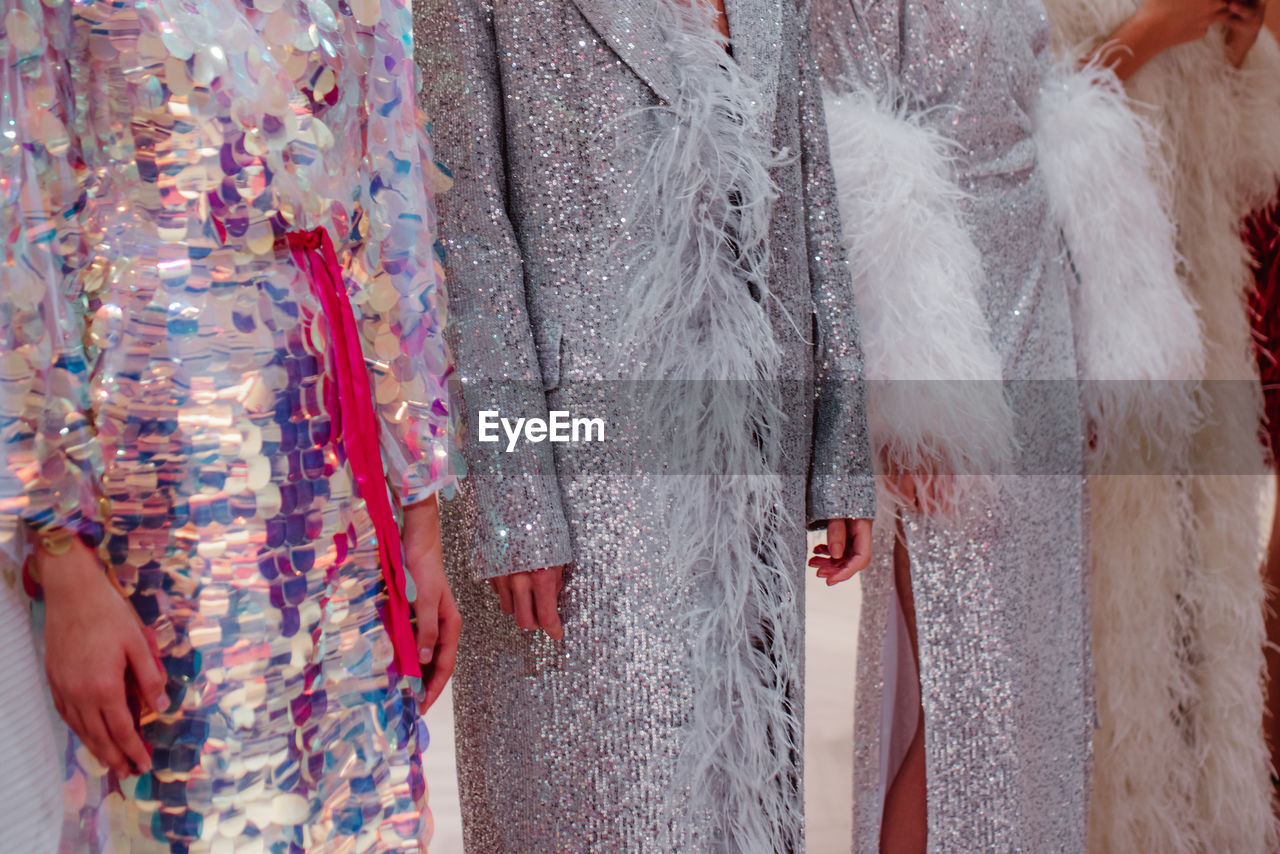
[288, 227, 420, 680]
[1248, 199, 1280, 461]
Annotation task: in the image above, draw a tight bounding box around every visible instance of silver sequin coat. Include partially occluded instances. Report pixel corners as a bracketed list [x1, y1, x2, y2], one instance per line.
[811, 0, 1091, 851]
[417, 0, 874, 849]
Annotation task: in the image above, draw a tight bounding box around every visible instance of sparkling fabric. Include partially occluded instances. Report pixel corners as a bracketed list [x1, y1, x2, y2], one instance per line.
[416, 0, 875, 848]
[810, 1, 1091, 850]
[2, 0, 454, 849]
[0, 0, 102, 542]
[0, 8, 95, 845]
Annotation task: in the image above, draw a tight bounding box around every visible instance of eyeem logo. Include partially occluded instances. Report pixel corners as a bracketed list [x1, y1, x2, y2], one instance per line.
[478, 410, 606, 453]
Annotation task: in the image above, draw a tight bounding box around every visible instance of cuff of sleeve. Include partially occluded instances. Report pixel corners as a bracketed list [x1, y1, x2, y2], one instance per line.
[397, 463, 457, 507]
[807, 474, 877, 529]
[383, 431, 456, 505]
[19, 468, 105, 542]
[464, 473, 574, 580]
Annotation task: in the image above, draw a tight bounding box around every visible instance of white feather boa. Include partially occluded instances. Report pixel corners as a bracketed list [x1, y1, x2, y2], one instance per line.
[1033, 62, 1202, 468]
[1040, 4, 1280, 851]
[823, 88, 1014, 492]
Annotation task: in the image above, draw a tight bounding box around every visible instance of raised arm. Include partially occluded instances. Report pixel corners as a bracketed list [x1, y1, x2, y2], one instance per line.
[1078, 0, 1271, 80]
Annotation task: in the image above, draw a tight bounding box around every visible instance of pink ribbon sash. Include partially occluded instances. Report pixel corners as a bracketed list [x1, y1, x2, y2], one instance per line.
[288, 227, 420, 680]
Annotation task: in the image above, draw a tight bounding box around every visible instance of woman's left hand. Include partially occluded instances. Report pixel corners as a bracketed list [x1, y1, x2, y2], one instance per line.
[402, 495, 461, 709]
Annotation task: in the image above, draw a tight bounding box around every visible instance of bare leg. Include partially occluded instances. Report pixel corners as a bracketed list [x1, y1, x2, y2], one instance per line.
[880, 527, 927, 854]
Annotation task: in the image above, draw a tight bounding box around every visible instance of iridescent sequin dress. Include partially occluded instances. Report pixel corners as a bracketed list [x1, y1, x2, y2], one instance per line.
[1, 5, 99, 848]
[1, 0, 453, 849]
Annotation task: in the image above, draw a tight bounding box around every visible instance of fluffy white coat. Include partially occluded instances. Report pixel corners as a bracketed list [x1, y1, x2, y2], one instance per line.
[1040, 5, 1280, 850]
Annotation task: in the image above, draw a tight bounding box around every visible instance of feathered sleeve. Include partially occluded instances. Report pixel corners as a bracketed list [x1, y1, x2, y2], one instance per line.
[415, 0, 573, 578]
[1033, 60, 1202, 465]
[1, 0, 103, 544]
[810, 0, 1015, 486]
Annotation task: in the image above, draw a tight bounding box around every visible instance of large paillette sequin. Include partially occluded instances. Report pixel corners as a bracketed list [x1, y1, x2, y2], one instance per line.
[2, 0, 453, 849]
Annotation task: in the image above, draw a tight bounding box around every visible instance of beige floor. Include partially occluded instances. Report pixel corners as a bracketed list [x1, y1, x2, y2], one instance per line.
[422, 553, 863, 853]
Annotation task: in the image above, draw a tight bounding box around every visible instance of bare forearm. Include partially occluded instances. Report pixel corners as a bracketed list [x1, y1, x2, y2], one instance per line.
[402, 492, 438, 527]
[1092, 9, 1185, 81]
[1088, 0, 1233, 80]
[401, 493, 441, 557]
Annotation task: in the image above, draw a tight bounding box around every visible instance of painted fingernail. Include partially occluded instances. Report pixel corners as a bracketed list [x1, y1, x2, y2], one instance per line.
[154, 694, 170, 713]
[419, 647, 433, 663]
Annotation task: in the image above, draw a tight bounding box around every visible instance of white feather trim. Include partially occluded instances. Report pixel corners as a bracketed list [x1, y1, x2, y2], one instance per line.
[618, 3, 801, 850]
[823, 88, 1015, 492]
[1086, 474, 1202, 854]
[1234, 32, 1280, 214]
[1033, 62, 1203, 469]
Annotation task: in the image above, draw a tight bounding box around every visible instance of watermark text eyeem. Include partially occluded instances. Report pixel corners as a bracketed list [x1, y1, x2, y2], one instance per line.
[478, 410, 606, 453]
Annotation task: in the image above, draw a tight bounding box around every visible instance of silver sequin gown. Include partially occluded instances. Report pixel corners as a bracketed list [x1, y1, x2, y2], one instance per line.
[811, 1, 1091, 851]
[417, 0, 876, 850]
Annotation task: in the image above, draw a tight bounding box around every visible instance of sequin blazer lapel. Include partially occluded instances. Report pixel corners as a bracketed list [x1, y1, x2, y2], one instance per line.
[569, 0, 785, 134]
[568, 0, 680, 101]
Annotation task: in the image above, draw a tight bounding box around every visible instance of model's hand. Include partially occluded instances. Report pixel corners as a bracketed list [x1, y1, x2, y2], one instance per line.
[809, 518, 873, 585]
[879, 448, 957, 516]
[39, 534, 167, 779]
[1223, 0, 1268, 66]
[489, 565, 564, 640]
[1096, 0, 1229, 80]
[402, 495, 461, 710]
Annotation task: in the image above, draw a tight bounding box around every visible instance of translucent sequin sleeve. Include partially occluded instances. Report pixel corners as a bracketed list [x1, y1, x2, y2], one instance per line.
[1, 0, 102, 542]
[797, 2, 878, 524]
[338, 0, 456, 506]
[414, 0, 574, 578]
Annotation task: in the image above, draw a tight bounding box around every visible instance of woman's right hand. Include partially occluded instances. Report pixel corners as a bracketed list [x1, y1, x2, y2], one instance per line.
[1222, 0, 1270, 67]
[38, 533, 168, 778]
